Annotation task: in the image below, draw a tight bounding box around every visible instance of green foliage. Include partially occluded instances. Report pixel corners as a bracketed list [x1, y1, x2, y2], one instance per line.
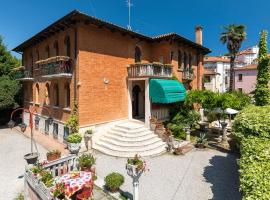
[67, 133, 82, 143]
[167, 106, 200, 138]
[185, 90, 251, 111]
[104, 172, 124, 191]
[0, 76, 21, 110]
[232, 105, 270, 140]
[239, 136, 270, 200]
[0, 36, 21, 77]
[197, 133, 207, 145]
[40, 170, 54, 187]
[65, 102, 79, 134]
[85, 129, 93, 135]
[77, 153, 96, 168]
[14, 193, 24, 200]
[185, 90, 217, 110]
[254, 30, 270, 106]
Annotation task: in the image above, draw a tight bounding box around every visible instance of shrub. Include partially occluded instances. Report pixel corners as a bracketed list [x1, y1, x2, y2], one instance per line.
[77, 153, 96, 168]
[104, 172, 124, 192]
[84, 129, 93, 135]
[232, 105, 270, 140]
[239, 136, 270, 200]
[65, 102, 79, 134]
[40, 170, 54, 187]
[46, 149, 61, 158]
[67, 133, 82, 143]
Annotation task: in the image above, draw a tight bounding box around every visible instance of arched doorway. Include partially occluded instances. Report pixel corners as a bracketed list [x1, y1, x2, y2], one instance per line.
[132, 85, 141, 118]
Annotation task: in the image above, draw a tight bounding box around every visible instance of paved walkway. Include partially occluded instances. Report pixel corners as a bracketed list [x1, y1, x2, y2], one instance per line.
[93, 149, 241, 200]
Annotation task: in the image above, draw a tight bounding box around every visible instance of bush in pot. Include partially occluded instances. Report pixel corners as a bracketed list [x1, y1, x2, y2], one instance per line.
[104, 172, 124, 193]
[46, 149, 61, 161]
[67, 133, 82, 154]
[195, 133, 207, 149]
[149, 116, 158, 131]
[77, 153, 96, 173]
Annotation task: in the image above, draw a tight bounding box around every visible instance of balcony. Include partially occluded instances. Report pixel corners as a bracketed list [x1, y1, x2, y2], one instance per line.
[182, 70, 195, 81]
[37, 56, 72, 79]
[15, 68, 34, 81]
[127, 63, 172, 78]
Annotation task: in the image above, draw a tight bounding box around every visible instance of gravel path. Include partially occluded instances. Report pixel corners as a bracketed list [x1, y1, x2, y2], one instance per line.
[93, 148, 241, 200]
[0, 127, 47, 200]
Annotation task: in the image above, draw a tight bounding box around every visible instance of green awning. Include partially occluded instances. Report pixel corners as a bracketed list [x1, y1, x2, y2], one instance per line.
[149, 79, 186, 103]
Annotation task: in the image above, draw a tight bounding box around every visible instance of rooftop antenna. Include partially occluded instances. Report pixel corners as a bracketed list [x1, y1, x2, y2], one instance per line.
[126, 0, 132, 30]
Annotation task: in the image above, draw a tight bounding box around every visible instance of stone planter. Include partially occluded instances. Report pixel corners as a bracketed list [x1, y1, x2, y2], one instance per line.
[84, 134, 93, 150]
[67, 142, 81, 154]
[24, 153, 39, 165]
[150, 123, 157, 131]
[155, 127, 165, 137]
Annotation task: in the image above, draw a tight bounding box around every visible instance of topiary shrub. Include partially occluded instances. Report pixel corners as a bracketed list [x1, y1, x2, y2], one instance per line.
[239, 136, 270, 200]
[67, 133, 82, 143]
[232, 105, 270, 140]
[104, 172, 124, 192]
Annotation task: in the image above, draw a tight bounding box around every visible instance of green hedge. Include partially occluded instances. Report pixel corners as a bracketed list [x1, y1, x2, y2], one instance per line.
[232, 105, 270, 140]
[239, 137, 270, 200]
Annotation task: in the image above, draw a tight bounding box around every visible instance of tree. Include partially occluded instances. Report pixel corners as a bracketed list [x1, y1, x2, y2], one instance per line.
[220, 25, 246, 91]
[0, 76, 21, 110]
[0, 35, 20, 76]
[254, 30, 270, 106]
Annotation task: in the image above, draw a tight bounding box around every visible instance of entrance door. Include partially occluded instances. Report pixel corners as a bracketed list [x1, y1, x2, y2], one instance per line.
[132, 85, 141, 118]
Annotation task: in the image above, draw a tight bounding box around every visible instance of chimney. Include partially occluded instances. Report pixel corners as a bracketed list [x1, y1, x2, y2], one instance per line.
[195, 25, 203, 45]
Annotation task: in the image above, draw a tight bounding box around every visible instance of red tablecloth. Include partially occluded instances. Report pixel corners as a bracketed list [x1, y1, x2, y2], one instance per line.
[55, 171, 93, 197]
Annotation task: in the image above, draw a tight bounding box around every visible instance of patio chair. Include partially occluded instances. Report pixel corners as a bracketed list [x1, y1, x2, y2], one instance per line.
[76, 183, 93, 200]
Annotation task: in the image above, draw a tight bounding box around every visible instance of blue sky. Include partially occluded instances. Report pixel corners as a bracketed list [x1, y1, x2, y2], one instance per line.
[1, 0, 270, 58]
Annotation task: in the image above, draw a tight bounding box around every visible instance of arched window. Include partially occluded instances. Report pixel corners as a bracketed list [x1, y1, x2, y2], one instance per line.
[53, 83, 59, 106]
[45, 45, 50, 58]
[54, 41, 59, 56]
[45, 83, 50, 105]
[64, 83, 70, 108]
[178, 50, 182, 69]
[184, 52, 187, 70]
[65, 36, 71, 57]
[35, 83, 39, 103]
[135, 46, 141, 63]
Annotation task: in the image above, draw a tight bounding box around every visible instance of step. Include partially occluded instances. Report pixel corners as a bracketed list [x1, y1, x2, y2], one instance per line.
[108, 129, 153, 138]
[99, 137, 163, 147]
[115, 122, 146, 131]
[111, 126, 149, 134]
[94, 143, 166, 157]
[95, 140, 166, 152]
[103, 133, 160, 144]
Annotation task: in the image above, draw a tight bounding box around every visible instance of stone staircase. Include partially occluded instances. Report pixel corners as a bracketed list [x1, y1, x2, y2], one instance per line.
[94, 120, 167, 157]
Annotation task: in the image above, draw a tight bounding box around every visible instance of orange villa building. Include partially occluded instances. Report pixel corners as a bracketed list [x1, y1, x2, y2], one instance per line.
[13, 10, 210, 148]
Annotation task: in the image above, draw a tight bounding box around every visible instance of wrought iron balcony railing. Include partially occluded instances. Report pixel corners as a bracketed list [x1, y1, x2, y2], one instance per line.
[127, 63, 172, 78]
[37, 56, 72, 79]
[15, 69, 34, 81]
[182, 70, 195, 81]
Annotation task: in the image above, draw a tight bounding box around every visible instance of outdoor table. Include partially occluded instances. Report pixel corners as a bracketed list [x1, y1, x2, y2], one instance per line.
[55, 171, 93, 198]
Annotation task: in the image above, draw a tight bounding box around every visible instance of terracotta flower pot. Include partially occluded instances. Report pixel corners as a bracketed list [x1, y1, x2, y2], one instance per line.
[47, 154, 61, 162]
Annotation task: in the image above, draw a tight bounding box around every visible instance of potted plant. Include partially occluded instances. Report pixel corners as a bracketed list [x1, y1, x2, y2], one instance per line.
[84, 129, 93, 150]
[46, 150, 61, 161]
[149, 116, 158, 131]
[40, 170, 54, 188]
[77, 153, 96, 174]
[67, 133, 82, 154]
[126, 154, 147, 175]
[195, 133, 207, 149]
[155, 122, 165, 137]
[53, 182, 65, 200]
[104, 172, 124, 193]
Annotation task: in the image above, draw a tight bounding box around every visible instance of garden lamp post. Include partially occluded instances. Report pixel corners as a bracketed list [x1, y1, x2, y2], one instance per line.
[126, 165, 143, 200]
[184, 126, 191, 141]
[8, 105, 52, 164]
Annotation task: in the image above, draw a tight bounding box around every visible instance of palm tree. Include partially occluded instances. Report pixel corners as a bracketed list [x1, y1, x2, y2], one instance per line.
[220, 25, 246, 91]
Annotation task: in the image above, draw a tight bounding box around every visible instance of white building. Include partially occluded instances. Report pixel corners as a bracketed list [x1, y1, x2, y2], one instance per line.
[203, 69, 220, 92]
[236, 45, 259, 66]
[204, 56, 230, 92]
